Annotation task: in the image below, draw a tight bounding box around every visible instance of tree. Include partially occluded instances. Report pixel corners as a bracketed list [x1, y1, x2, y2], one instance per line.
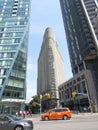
[28, 95, 40, 113]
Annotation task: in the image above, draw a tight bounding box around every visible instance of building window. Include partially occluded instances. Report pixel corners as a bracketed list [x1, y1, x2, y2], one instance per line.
[14, 38, 21, 43]
[77, 77, 81, 82]
[73, 80, 76, 84]
[81, 74, 85, 79]
[77, 84, 81, 92]
[82, 81, 87, 93]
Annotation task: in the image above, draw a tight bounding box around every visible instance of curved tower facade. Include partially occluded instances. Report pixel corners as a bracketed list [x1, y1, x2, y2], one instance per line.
[37, 27, 66, 110]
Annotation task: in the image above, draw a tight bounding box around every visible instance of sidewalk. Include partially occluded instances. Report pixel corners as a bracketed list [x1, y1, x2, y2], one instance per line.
[72, 112, 98, 117]
[26, 112, 98, 120]
[26, 114, 41, 118]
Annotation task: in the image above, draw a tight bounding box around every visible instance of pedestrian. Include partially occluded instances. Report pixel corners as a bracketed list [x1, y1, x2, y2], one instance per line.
[16, 111, 18, 116]
[23, 111, 26, 118]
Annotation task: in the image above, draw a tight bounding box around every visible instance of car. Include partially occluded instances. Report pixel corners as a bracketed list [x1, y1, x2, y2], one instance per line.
[41, 107, 72, 121]
[0, 114, 33, 130]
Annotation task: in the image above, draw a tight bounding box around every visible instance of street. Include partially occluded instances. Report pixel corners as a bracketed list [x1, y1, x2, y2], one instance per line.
[29, 113, 98, 130]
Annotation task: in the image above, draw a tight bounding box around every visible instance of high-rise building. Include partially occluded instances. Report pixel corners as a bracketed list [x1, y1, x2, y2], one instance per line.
[37, 27, 66, 110]
[59, 0, 98, 110]
[0, 0, 30, 113]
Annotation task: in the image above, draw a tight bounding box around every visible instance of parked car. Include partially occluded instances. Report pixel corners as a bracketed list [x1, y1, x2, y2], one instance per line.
[0, 114, 33, 130]
[41, 107, 72, 121]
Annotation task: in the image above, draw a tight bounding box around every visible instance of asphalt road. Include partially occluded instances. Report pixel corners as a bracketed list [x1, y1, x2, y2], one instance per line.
[29, 113, 98, 130]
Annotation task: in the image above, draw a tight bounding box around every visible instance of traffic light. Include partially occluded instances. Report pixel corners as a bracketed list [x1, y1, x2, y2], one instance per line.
[47, 93, 51, 99]
[72, 92, 76, 97]
[39, 94, 42, 100]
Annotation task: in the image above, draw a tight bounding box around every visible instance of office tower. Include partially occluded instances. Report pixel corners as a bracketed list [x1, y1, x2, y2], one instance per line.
[37, 27, 66, 110]
[0, 0, 30, 113]
[59, 0, 98, 109]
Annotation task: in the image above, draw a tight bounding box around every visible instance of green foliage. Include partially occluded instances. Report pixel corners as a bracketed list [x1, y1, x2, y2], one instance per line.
[28, 95, 40, 113]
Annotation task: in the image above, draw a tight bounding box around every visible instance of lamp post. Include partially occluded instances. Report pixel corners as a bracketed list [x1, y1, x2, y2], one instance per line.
[39, 95, 42, 116]
[72, 92, 76, 111]
[85, 80, 93, 113]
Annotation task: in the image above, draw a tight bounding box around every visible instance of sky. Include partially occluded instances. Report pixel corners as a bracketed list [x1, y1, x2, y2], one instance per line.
[26, 0, 73, 100]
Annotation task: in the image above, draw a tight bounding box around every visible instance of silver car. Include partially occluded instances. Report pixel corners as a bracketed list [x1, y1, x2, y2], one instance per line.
[0, 114, 33, 130]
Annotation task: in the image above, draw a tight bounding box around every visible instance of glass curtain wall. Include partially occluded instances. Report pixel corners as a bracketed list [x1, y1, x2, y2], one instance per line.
[0, 0, 30, 114]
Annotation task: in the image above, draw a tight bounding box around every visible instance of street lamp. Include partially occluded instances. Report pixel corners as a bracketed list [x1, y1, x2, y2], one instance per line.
[85, 80, 93, 113]
[72, 91, 77, 111]
[39, 94, 42, 116]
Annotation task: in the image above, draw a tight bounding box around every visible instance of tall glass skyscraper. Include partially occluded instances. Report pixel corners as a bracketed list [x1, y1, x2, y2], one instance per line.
[59, 0, 98, 110]
[0, 0, 30, 113]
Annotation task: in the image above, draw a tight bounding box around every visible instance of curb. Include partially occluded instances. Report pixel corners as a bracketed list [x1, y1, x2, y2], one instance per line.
[72, 112, 98, 117]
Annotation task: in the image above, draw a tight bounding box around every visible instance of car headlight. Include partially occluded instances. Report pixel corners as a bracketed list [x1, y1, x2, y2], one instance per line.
[23, 122, 29, 126]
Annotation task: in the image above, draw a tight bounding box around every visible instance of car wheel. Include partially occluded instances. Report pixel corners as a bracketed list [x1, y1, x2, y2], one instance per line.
[44, 116, 49, 121]
[63, 115, 68, 120]
[15, 126, 23, 130]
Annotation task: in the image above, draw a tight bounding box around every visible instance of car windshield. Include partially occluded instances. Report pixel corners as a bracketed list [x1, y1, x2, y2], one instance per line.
[8, 115, 22, 121]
